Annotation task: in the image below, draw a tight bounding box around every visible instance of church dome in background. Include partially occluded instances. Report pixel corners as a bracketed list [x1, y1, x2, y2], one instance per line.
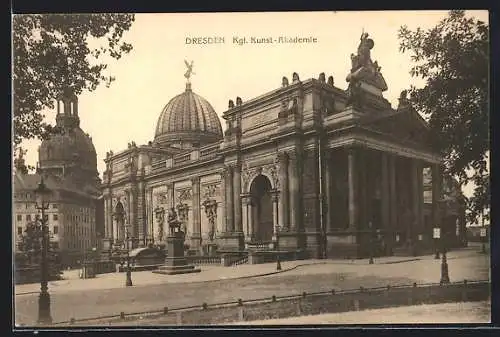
[38, 91, 98, 175]
[154, 82, 223, 148]
[39, 128, 97, 172]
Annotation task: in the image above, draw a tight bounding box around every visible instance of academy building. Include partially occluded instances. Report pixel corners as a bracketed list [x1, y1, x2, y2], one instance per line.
[101, 33, 466, 261]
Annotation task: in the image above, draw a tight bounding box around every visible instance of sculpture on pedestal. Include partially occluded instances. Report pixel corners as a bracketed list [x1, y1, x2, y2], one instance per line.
[346, 31, 388, 107]
[167, 207, 182, 236]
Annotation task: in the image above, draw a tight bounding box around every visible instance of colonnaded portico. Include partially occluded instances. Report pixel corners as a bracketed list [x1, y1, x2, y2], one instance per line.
[100, 33, 466, 261]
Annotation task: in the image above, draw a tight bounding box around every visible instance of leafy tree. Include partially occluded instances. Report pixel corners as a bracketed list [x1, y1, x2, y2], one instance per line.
[12, 14, 135, 147]
[398, 10, 489, 224]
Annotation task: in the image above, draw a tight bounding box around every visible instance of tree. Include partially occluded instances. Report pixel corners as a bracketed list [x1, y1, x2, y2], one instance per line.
[12, 14, 135, 147]
[398, 10, 489, 224]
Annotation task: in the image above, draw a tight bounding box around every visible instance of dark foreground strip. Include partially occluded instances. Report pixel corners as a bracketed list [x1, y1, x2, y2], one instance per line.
[45, 279, 489, 326]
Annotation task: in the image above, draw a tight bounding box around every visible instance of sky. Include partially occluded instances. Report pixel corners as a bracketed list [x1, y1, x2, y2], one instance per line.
[17, 10, 489, 198]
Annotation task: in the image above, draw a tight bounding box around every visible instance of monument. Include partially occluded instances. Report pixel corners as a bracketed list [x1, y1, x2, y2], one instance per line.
[153, 207, 201, 275]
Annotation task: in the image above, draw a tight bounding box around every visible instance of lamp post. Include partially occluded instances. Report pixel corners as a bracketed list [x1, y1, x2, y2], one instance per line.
[34, 174, 53, 325]
[124, 225, 133, 287]
[440, 229, 450, 285]
[92, 247, 97, 275]
[368, 222, 374, 265]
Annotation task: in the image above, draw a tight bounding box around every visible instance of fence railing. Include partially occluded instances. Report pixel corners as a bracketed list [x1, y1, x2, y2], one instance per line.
[50, 279, 490, 326]
[186, 256, 222, 266]
[231, 256, 248, 266]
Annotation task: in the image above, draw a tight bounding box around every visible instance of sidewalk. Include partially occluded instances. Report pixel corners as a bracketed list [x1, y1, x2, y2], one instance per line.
[14, 247, 486, 296]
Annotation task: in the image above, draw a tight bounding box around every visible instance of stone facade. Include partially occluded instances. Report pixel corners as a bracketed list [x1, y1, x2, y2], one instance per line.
[101, 34, 465, 259]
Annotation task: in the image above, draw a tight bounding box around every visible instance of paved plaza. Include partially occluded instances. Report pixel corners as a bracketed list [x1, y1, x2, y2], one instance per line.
[14, 246, 490, 326]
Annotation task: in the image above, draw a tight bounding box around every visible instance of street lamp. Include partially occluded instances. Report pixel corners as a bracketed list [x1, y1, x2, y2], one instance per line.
[368, 222, 374, 265]
[124, 224, 133, 287]
[440, 229, 450, 285]
[34, 174, 53, 325]
[92, 247, 97, 275]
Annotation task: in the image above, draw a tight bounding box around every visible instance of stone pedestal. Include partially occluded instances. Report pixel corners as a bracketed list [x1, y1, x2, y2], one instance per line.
[153, 231, 200, 275]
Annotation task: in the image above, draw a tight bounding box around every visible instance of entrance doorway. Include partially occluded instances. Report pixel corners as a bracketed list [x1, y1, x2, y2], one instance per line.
[250, 174, 273, 242]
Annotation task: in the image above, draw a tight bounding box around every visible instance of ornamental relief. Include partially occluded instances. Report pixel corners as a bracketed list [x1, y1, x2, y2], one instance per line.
[242, 158, 280, 192]
[176, 188, 192, 203]
[155, 192, 168, 205]
[202, 183, 220, 200]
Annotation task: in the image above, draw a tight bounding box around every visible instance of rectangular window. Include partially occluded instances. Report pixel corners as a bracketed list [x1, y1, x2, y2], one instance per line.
[53, 214, 58, 221]
[17, 214, 22, 221]
[52, 204, 58, 209]
[25, 204, 29, 209]
[53, 226, 59, 234]
[17, 227, 23, 235]
[26, 214, 31, 221]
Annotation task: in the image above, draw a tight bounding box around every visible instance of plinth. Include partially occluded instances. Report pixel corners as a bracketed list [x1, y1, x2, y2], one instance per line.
[153, 231, 200, 275]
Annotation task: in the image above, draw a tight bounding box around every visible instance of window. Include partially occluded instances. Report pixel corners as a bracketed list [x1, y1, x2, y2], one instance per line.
[17, 227, 23, 235]
[53, 226, 58, 235]
[17, 214, 22, 221]
[53, 214, 58, 221]
[52, 204, 58, 209]
[26, 214, 31, 221]
[25, 204, 29, 209]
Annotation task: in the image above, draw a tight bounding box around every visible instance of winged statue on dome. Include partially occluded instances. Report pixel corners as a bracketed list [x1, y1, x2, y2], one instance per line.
[184, 60, 195, 81]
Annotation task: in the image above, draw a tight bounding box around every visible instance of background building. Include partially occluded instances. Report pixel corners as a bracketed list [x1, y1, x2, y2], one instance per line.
[13, 90, 103, 266]
[101, 34, 466, 260]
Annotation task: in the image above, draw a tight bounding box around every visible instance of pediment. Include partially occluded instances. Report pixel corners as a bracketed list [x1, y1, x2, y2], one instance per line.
[363, 108, 432, 148]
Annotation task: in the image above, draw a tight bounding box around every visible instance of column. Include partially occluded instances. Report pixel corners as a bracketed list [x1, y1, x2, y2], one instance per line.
[360, 149, 369, 228]
[412, 160, 424, 234]
[279, 152, 289, 229]
[324, 150, 333, 232]
[192, 177, 201, 240]
[271, 191, 279, 235]
[380, 153, 390, 230]
[347, 147, 358, 230]
[219, 170, 226, 234]
[226, 166, 234, 232]
[129, 187, 137, 239]
[233, 164, 242, 232]
[431, 164, 443, 228]
[288, 152, 299, 231]
[417, 163, 425, 236]
[103, 196, 109, 238]
[137, 182, 145, 243]
[242, 195, 248, 237]
[389, 155, 398, 233]
[108, 197, 115, 241]
[246, 196, 254, 241]
[124, 190, 131, 235]
[165, 183, 176, 209]
[410, 159, 420, 247]
[146, 187, 153, 243]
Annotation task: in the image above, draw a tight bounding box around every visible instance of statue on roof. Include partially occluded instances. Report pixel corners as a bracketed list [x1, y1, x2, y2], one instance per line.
[346, 30, 388, 94]
[184, 60, 195, 82]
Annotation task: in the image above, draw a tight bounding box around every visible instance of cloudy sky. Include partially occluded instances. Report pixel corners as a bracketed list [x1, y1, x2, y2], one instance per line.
[18, 10, 488, 197]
